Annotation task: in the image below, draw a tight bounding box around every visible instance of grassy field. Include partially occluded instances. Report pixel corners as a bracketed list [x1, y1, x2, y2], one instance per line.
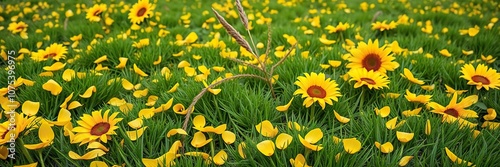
[1, 0, 500, 166]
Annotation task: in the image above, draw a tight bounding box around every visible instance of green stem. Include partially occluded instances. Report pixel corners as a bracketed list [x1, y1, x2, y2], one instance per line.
[209, 133, 215, 158]
[18, 138, 34, 163]
[38, 150, 46, 167]
[310, 104, 316, 122]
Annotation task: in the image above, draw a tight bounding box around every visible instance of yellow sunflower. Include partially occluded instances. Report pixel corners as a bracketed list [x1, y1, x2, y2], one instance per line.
[31, 43, 68, 61]
[427, 92, 478, 118]
[128, 0, 155, 24]
[72, 110, 122, 145]
[460, 63, 500, 90]
[346, 39, 400, 75]
[348, 68, 390, 90]
[86, 4, 107, 22]
[7, 21, 28, 34]
[293, 72, 341, 110]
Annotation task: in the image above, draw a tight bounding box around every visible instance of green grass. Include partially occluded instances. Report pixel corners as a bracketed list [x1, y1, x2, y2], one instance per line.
[1, 0, 500, 166]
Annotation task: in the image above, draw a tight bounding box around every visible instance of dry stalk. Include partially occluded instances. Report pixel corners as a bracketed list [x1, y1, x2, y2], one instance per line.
[264, 23, 272, 66]
[181, 74, 268, 130]
[271, 43, 297, 75]
[235, 0, 249, 30]
[371, 11, 383, 23]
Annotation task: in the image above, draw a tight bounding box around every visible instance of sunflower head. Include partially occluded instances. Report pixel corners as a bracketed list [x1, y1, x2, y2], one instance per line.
[346, 39, 400, 75]
[427, 92, 479, 119]
[293, 72, 341, 110]
[72, 110, 122, 145]
[128, 0, 155, 24]
[86, 4, 107, 22]
[348, 68, 390, 90]
[460, 63, 500, 90]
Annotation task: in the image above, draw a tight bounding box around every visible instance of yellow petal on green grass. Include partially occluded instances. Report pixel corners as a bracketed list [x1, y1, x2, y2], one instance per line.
[39, 71, 54, 77]
[421, 84, 435, 91]
[484, 108, 497, 121]
[191, 132, 212, 148]
[166, 128, 187, 137]
[342, 138, 362, 154]
[115, 57, 128, 69]
[133, 64, 148, 77]
[87, 142, 109, 152]
[482, 121, 500, 130]
[425, 119, 432, 135]
[374, 141, 394, 154]
[255, 120, 278, 138]
[238, 142, 247, 159]
[222, 131, 236, 144]
[396, 131, 414, 143]
[43, 62, 66, 71]
[184, 152, 210, 160]
[193, 115, 206, 129]
[126, 126, 148, 141]
[276, 97, 294, 112]
[386, 117, 398, 130]
[154, 98, 174, 113]
[89, 161, 109, 167]
[468, 27, 479, 37]
[68, 149, 106, 160]
[328, 60, 342, 68]
[145, 95, 158, 106]
[287, 121, 303, 131]
[256, 140, 275, 156]
[13, 162, 38, 167]
[108, 97, 126, 106]
[445, 147, 474, 166]
[399, 156, 414, 166]
[334, 110, 350, 123]
[462, 50, 474, 56]
[184, 66, 196, 76]
[439, 49, 452, 57]
[375, 106, 390, 118]
[153, 56, 162, 65]
[275, 133, 293, 150]
[119, 103, 133, 114]
[121, 79, 134, 90]
[49, 108, 71, 126]
[213, 150, 228, 165]
[68, 101, 82, 110]
[94, 55, 107, 64]
[42, 79, 63, 95]
[22, 101, 40, 116]
[59, 92, 74, 109]
[332, 136, 341, 144]
[79, 86, 96, 98]
[62, 69, 76, 82]
[167, 83, 180, 93]
[177, 60, 191, 68]
[472, 130, 480, 139]
[290, 153, 311, 167]
[128, 118, 143, 129]
[402, 107, 422, 117]
[138, 108, 155, 119]
[298, 135, 324, 151]
[24, 122, 54, 150]
[142, 152, 176, 167]
[173, 103, 187, 115]
[133, 89, 149, 98]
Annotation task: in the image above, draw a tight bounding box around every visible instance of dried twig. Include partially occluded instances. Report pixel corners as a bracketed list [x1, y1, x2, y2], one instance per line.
[235, 0, 249, 30]
[212, 8, 256, 60]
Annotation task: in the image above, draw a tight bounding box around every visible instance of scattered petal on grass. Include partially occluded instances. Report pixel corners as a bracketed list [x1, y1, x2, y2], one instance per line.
[62, 69, 76, 82]
[22, 100, 40, 116]
[290, 153, 311, 167]
[43, 62, 66, 71]
[126, 126, 147, 141]
[167, 83, 180, 93]
[14, 162, 39, 167]
[89, 161, 108, 167]
[444, 147, 474, 166]
[399, 156, 414, 166]
[342, 138, 362, 154]
[396, 131, 414, 143]
[439, 49, 452, 57]
[402, 107, 422, 117]
[484, 108, 497, 121]
[255, 120, 278, 138]
[386, 117, 398, 130]
[375, 106, 390, 118]
[79, 86, 96, 98]
[87, 142, 109, 152]
[67, 101, 82, 110]
[69, 149, 106, 160]
[374, 141, 394, 154]
[275, 133, 293, 150]
[42, 79, 63, 95]
[334, 110, 350, 123]
[133, 64, 148, 77]
[256, 140, 275, 156]
[238, 142, 247, 159]
[213, 150, 228, 165]
[222, 131, 236, 144]
[425, 119, 432, 135]
[276, 97, 294, 112]
[24, 122, 54, 150]
[128, 118, 143, 129]
[167, 128, 187, 137]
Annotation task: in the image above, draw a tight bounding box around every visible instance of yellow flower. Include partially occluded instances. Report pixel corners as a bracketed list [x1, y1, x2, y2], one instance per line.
[293, 72, 341, 110]
[72, 110, 123, 145]
[444, 147, 474, 166]
[32, 43, 68, 61]
[347, 39, 399, 74]
[193, 115, 226, 134]
[257, 140, 275, 156]
[342, 138, 362, 154]
[396, 131, 414, 143]
[371, 21, 398, 31]
[459, 26, 480, 37]
[276, 97, 294, 112]
[375, 106, 391, 118]
[460, 63, 500, 90]
[290, 154, 311, 167]
[255, 120, 278, 138]
[427, 92, 478, 118]
[129, 0, 155, 24]
[348, 68, 390, 89]
[24, 122, 54, 150]
[374, 141, 394, 154]
[400, 68, 424, 85]
[275, 133, 293, 150]
[298, 128, 323, 151]
[8, 21, 28, 34]
[42, 79, 63, 95]
[404, 89, 432, 104]
[132, 38, 150, 49]
[86, 4, 107, 22]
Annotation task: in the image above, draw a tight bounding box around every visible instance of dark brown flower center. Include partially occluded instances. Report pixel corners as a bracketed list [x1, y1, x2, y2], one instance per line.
[471, 75, 490, 85]
[90, 122, 111, 136]
[16, 26, 26, 30]
[137, 7, 147, 17]
[43, 53, 57, 59]
[93, 10, 102, 17]
[444, 108, 459, 118]
[360, 77, 376, 85]
[307, 85, 327, 98]
[362, 53, 382, 71]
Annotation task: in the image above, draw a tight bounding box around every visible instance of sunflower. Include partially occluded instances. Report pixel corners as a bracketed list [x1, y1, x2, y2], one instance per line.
[460, 63, 500, 90]
[427, 92, 478, 119]
[346, 39, 400, 75]
[72, 110, 122, 145]
[293, 72, 341, 110]
[348, 68, 390, 90]
[128, 0, 155, 24]
[7, 21, 28, 34]
[31, 43, 68, 61]
[86, 4, 107, 22]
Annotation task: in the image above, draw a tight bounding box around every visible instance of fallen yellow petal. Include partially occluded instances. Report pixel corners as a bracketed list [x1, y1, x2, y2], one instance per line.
[79, 86, 96, 98]
[342, 138, 362, 154]
[133, 64, 148, 77]
[334, 110, 350, 123]
[42, 79, 63, 95]
[126, 126, 148, 141]
[22, 100, 40, 116]
[43, 62, 66, 71]
[399, 156, 414, 166]
[256, 140, 275, 156]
